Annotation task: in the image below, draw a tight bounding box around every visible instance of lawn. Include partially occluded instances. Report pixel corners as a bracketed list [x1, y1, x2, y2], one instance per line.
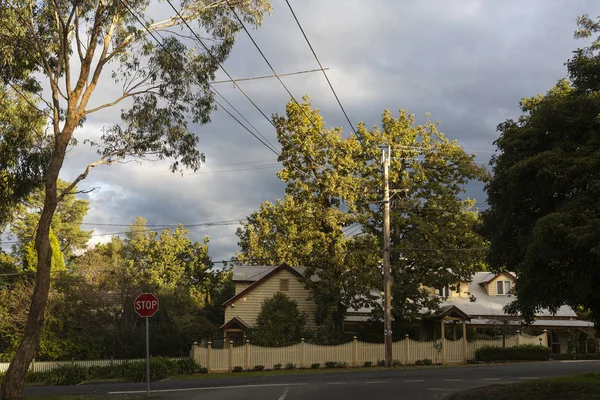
[450, 372, 600, 400]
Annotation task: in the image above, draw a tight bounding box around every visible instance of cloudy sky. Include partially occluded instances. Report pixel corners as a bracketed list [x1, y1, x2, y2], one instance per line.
[55, 0, 599, 261]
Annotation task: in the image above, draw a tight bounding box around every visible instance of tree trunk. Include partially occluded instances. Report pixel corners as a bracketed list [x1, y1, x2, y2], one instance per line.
[1, 124, 73, 400]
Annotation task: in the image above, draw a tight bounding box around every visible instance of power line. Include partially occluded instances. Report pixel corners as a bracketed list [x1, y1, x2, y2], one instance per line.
[224, 0, 333, 143]
[116, 0, 280, 157]
[210, 68, 329, 84]
[284, 0, 358, 138]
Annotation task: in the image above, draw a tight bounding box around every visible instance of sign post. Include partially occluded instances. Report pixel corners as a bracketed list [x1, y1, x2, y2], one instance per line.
[134, 293, 159, 397]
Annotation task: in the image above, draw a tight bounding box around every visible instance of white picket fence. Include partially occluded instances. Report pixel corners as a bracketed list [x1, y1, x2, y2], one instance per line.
[0, 357, 188, 374]
[192, 332, 547, 372]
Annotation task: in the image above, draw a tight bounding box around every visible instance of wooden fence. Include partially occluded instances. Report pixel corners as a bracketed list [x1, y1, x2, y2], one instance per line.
[191, 331, 547, 372]
[0, 357, 188, 374]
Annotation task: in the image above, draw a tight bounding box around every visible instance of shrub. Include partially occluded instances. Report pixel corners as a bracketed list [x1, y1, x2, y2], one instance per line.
[0, 371, 4, 384]
[232, 366, 243, 373]
[414, 359, 423, 366]
[44, 364, 88, 385]
[311, 363, 320, 369]
[175, 358, 200, 375]
[285, 362, 296, 370]
[475, 345, 550, 362]
[363, 361, 372, 368]
[273, 363, 282, 370]
[336, 361, 348, 368]
[422, 358, 432, 366]
[124, 357, 176, 382]
[254, 365, 265, 371]
[324, 361, 337, 369]
[199, 367, 208, 374]
[377, 359, 385, 367]
[392, 359, 403, 367]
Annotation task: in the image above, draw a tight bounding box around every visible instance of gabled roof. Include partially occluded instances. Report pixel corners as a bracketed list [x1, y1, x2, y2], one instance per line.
[222, 263, 304, 307]
[232, 265, 316, 282]
[220, 316, 251, 330]
[479, 271, 517, 285]
[437, 305, 471, 321]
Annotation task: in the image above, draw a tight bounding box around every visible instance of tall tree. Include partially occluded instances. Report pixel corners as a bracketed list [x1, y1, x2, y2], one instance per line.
[237, 99, 487, 336]
[249, 292, 308, 347]
[0, 1, 272, 397]
[355, 110, 488, 332]
[484, 15, 600, 325]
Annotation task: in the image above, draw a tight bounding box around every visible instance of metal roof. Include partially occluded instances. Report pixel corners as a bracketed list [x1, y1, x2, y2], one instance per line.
[232, 265, 317, 282]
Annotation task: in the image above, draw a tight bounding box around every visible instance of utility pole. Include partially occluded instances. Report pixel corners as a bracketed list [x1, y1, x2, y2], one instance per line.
[382, 146, 393, 368]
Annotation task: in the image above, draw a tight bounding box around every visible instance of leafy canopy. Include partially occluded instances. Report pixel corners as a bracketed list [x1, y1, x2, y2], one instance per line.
[484, 15, 600, 323]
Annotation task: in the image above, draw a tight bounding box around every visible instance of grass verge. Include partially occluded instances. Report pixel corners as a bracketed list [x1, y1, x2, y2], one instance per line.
[449, 372, 600, 400]
[26, 396, 164, 400]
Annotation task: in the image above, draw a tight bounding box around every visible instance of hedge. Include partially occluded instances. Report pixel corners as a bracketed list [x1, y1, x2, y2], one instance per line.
[0, 357, 205, 386]
[475, 345, 550, 362]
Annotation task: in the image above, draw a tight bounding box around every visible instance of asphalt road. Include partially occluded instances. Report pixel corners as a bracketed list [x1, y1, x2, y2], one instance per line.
[24, 360, 600, 400]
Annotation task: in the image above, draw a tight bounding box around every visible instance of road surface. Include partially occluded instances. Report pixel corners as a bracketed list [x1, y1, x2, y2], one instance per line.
[24, 360, 600, 400]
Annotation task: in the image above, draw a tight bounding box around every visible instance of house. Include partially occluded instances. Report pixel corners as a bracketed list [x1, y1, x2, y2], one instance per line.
[221, 264, 318, 344]
[221, 264, 595, 353]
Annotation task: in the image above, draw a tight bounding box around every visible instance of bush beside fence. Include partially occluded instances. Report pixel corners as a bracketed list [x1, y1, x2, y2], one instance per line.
[475, 345, 550, 362]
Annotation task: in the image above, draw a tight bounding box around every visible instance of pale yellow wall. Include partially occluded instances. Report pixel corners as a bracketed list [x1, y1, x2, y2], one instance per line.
[486, 272, 515, 296]
[235, 282, 252, 295]
[225, 269, 317, 328]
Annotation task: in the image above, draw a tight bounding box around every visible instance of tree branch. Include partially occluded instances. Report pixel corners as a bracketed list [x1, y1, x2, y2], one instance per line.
[84, 87, 161, 115]
[57, 158, 113, 203]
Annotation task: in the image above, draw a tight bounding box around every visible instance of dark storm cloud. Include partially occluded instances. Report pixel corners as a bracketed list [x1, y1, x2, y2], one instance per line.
[59, 0, 600, 260]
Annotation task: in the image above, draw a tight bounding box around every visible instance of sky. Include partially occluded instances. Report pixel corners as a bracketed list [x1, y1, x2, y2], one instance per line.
[52, 0, 600, 262]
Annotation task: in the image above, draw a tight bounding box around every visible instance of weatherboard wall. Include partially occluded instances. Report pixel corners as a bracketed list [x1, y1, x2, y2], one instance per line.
[225, 268, 317, 328]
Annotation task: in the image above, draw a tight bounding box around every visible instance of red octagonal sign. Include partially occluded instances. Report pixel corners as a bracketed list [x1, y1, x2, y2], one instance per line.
[134, 293, 159, 317]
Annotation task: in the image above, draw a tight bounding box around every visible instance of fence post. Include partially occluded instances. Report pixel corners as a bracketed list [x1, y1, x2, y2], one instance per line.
[301, 338, 306, 368]
[543, 329, 548, 348]
[207, 341, 212, 373]
[245, 340, 250, 370]
[462, 320, 468, 363]
[228, 340, 234, 373]
[353, 336, 358, 367]
[516, 330, 521, 346]
[30, 358, 35, 373]
[441, 318, 446, 366]
[404, 334, 409, 365]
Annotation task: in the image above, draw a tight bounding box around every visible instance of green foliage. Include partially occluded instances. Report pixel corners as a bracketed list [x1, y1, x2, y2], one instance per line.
[363, 361, 372, 368]
[249, 292, 308, 347]
[273, 363, 282, 370]
[23, 229, 65, 273]
[237, 98, 488, 332]
[484, 16, 600, 323]
[254, 365, 265, 371]
[422, 358, 433, 365]
[175, 358, 201, 375]
[42, 364, 88, 386]
[414, 359, 423, 365]
[11, 179, 92, 263]
[0, 87, 47, 227]
[324, 361, 337, 369]
[474, 345, 550, 362]
[123, 357, 177, 382]
[232, 366, 243, 373]
[311, 363, 320, 369]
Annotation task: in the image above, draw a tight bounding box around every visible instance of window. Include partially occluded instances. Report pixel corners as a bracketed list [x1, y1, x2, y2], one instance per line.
[279, 279, 289, 291]
[496, 280, 512, 295]
[437, 286, 450, 297]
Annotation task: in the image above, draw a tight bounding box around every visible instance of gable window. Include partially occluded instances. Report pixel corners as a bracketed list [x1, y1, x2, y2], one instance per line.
[437, 286, 450, 297]
[279, 279, 289, 291]
[496, 280, 512, 295]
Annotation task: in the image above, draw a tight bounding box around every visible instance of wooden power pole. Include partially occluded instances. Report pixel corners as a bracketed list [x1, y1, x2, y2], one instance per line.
[382, 147, 393, 367]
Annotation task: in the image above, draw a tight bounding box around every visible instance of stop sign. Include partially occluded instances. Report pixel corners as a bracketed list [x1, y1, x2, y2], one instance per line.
[134, 293, 159, 317]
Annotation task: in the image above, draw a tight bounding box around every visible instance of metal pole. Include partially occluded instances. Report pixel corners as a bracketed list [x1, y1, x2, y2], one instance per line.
[383, 147, 393, 367]
[146, 317, 150, 397]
